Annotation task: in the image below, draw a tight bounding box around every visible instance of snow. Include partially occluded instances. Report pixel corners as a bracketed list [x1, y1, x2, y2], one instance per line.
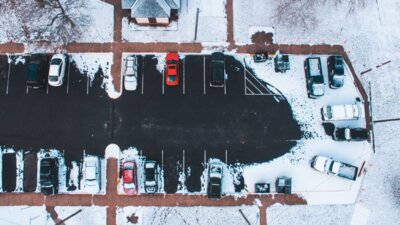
[116, 206, 260, 225]
[349, 203, 370, 225]
[77, 0, 114, 43]
[55, 206, 106, 225]
[231, 54, 371, 204]
[0, 206, 50, 224]
[15, 150, 24, 192]
[267, 204, 353, 225]
[105, 143, 121, 159]
[70, 53, 120, 98]
[122, 0, 227, 45]
[153, 54, 166, 74]
[68, 161, 80, 189]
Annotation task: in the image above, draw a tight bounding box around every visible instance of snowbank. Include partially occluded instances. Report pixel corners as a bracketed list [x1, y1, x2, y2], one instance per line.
[55, 206, 106, 225]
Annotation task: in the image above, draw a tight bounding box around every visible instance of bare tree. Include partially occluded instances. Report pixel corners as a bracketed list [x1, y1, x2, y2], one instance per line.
[0, 0, 91, 45]
[271, 0, 319, 30]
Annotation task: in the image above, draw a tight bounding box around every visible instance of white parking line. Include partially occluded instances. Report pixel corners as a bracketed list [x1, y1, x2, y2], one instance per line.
[183, 58, 186, 95]
[86, 75, 89, 95]
[26, 85, 29, 94]
[243, 64, 246, 95]
[66, 56, 71, 94]
[141, 59, 144, 95]
[224, 74, 227, 95]
[162, 70, 165, 95]
[6, 62, 11, 94]
[46, 83, 49, 94]
[245, 87, 255, 95]
[225, 149, 228, 164]
[203, 56, 206, 95]
[161, 149, 164, 169]
[203, 150, 206, 167]
[182, 149, 185, 172]
[245, 77, 263, 94]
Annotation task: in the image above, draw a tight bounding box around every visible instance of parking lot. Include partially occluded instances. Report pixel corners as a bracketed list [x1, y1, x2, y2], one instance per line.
[0, 54, 302, 193]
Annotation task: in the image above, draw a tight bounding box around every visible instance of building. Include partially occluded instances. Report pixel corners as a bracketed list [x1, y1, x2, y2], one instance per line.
[122, 0, 179, 26]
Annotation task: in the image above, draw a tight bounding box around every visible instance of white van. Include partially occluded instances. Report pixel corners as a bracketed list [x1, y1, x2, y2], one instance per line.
[322, 103, 362, 121]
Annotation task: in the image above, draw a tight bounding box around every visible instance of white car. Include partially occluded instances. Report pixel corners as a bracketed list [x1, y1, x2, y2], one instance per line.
[48, 54, 67, 87]
[321, 103, 362, 121]
[124, 56, 138, 91]
[82, 156, 101, 194]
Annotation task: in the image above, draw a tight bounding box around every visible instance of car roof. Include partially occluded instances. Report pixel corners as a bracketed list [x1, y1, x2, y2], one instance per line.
[49, 65, 60, 76]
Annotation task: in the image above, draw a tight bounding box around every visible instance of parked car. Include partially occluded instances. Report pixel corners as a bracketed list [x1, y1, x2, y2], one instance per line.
[165, 52, 179, 86]
[124, 56, 138, 91]
[27, 54, 48, 89]
[82, 156, 101, 194]
[207, 162, 223, 199]
[333, 127, 369, 141]
[144, 160, 158, 193]
[311, 155, 358, 181]
[48, 54, 67, 87]
[274, 54, 290, 72]
[253, 52, 268, 62]
[305, 57, 324, 98]
[322, 103, 362, 121]
[210, 52, 225, 87]
[122, 161, 137, 195]
[328, 56, 345, 88]
[40, 157, 59, 195]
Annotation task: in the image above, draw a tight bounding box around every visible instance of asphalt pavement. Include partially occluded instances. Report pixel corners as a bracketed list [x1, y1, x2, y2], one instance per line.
[0, 54, 301, 193]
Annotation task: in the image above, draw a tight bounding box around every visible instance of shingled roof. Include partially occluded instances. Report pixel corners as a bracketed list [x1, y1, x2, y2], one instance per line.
[122, 0, 179, 18]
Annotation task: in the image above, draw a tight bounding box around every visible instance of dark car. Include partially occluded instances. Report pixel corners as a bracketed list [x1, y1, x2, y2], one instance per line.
[210, 52, 225, 87]
[305, 57, 324, 98]
[328, 56, 345, 88]
[253, 52, 268, 62]
[144, 160, 158, 193]
[207, 162, 223, 199]
[40, 157, 59, 195]
[27, 54, 48, 89]
[333, 127, 369, 141]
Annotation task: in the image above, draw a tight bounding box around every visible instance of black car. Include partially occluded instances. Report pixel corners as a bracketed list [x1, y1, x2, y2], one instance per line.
[207, 162, 223, 199]
[305, 57, 324, 98]
[210, 52, 225, 87]
[328, 56, 345, 88]
[144, 160, 158, 194]
[253, 52, 268, 62]
[40, 157, 59, 195]
[27, 54, 48, 89]
[333, 127, 369, 141]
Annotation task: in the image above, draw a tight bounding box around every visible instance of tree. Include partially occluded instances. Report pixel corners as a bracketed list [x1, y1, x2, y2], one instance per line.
[0, 0, 91, 45]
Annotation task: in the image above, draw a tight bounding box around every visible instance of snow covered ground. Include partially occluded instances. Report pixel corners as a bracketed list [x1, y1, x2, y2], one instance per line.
[0, 206, 50, 224]
[116, 205, 260, 225]
[0, 0, 113, 45]
[122, 0, 227, 45]
[55, 206, 107, 225]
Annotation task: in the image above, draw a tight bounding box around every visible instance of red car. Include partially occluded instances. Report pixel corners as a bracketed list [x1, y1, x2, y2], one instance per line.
[122, 161, 137, 195]
[165, 52, 179, 86]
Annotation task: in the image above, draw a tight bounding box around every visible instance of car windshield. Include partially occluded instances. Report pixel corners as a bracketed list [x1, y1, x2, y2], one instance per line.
[51, 58, 62, 65]
[168, 75, 177, 81]
[326, 106, 332, 119]
[167, 60, 177, 64]
[49, 75, 58, 81]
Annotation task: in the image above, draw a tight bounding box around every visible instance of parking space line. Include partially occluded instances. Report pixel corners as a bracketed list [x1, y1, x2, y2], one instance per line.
[224, 74, 227, 95]
[162, 70, 165, 95]
[141, 59, 144, 95]
[225, 149, 228, 164]
[183, 58, 185, 95]
[26, 85, 29, 94]
[245, 68, 272, 93]
[243, 64, 246, 95]
[203, 150, 206, 167]
[203, 56, 206, 95]
[182, 149, 185, 172]
[245, 77, 263, 94]
[6, 62, 11, 94]
[66, 56, 71, 94]
[245, 87, 255, 95]
[46, 83, 49, 94]
[161, 149, 164, 169]
[86, 75, 89, 95]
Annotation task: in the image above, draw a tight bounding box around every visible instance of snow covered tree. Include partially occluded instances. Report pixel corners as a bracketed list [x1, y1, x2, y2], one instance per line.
[0, 0, 91, 45]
